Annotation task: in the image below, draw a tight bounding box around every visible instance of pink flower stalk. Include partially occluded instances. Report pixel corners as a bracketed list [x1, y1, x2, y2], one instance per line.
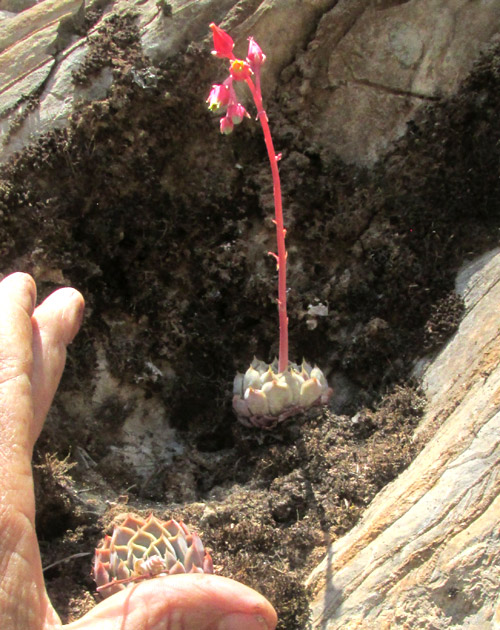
[207, 24, 289, 372]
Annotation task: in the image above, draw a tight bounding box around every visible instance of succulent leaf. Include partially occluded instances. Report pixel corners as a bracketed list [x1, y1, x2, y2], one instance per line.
[245, 387, 270, 416]
[299, 377, 324, 407]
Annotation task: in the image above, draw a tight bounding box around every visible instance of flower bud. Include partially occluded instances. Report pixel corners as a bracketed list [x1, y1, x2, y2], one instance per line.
[220, 115, 234, 135]
[247, 37, 266, 72]
[210, 23, 235, 59]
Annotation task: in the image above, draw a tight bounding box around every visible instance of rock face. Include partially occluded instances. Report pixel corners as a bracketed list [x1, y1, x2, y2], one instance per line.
[293, 0, 500, 164]
[307, 249, 500, 629]
[1, 0, 500, 164]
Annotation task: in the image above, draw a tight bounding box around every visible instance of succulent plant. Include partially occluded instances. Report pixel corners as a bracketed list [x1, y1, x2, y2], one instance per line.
[233, 358, 333, 429]
[94, 513, 213, 597]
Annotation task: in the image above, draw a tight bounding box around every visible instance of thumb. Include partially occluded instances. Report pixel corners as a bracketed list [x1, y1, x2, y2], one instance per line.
[63, 574, 277, 630]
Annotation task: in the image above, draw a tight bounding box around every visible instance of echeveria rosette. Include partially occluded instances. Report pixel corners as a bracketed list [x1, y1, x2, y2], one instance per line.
[233, 359, 333, 429]
[94, 513, 213, 597]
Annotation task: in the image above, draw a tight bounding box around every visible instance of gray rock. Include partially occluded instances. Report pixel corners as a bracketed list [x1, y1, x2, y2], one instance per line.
[0, 0, 37, 11]
[2, 0, 499, 165]
[294, 0, 500, 164]
[307, 248, 500, 629]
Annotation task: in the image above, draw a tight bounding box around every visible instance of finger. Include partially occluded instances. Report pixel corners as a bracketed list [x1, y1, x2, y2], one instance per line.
[0, 272, 36, 382]
[0, 273, 37, 473]
[30, 287, 84, 445]
[64, 574, 278, 630]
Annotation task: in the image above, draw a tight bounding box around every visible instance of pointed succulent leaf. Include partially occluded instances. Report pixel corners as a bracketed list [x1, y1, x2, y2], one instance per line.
[282, 369, 304, 404]
[245, 387, 269, 416]
[300, 360, 313, 379]
[233, 372, 244, 396]
[260, 366, 276, 386]
[310, 366, 328, 388]
[262, 378, 293, 415]
[251, 357, 268, 374]
[233, 394, 251, 417]
[299, 377, 323, 407]
[243, 365, 261, 391]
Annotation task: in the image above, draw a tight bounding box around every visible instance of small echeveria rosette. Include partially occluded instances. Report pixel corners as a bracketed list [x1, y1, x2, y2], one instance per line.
[94, 513, 213, 597]
[233, 358, 333, 429]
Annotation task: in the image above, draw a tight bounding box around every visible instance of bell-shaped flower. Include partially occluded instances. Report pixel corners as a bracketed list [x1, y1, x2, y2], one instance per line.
[247, 37, 266, 72]
[210, 23, 235, 59]
[227, 102, 249, 125]
[230, 59, 252, 81]
[206, 83, 230, 111]
[220, 115, 234, 135]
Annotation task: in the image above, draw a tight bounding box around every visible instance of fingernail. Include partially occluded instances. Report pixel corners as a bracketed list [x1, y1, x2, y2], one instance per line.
[218, 612, 271, 630]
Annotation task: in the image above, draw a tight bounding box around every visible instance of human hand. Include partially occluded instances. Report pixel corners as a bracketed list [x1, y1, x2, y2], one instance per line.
[0, 272, 278, 630]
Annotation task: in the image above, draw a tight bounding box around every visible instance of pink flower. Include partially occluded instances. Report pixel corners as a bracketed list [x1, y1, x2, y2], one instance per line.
[227, 103, 249, 125]
[210, 23, 234, 59]
[206, 84, 230, 111]
[220, 115, 234, 135]
[247, 37, 266, 72]
[230, 59, 252, 82]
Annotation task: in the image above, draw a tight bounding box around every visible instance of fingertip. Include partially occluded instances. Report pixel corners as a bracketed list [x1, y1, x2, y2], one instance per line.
[217, 611, 277, 630]
[33, 287, 85, 345]
[62, 288, 85, 344]
[0, 272, 37, 315]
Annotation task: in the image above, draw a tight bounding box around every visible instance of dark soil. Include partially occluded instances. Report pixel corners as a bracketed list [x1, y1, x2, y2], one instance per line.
[1, 12, 499, 630]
